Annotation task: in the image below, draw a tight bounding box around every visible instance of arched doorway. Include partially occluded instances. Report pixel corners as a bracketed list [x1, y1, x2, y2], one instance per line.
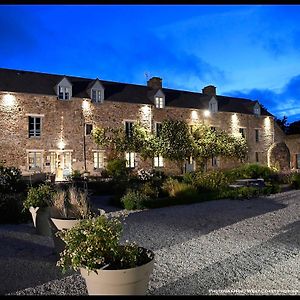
[267, 142, 290, 171]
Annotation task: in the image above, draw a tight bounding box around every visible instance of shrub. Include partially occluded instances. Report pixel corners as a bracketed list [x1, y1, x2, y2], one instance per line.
[194, 170, 230, 192]
[70, 170, 82, 181]
[291, 172, 300, 189]
[218, 186, 261, 200]
[0, 165, 22, 193]
[140, 181, 160, 199]
[23, 183, 55, 209]
[0, 192, 31, 224]
[51, 186, 92, 219]
[106, 158, 129, 179]
[120, 189, 151, 210]
[162, 177, 198, 198]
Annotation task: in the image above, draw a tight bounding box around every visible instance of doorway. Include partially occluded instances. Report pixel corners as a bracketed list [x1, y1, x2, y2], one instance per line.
[50, 151, 72, 181]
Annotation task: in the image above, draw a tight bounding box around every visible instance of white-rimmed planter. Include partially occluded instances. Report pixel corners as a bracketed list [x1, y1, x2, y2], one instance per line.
[49, 217, 81, 255]
[80, 248, 155, 295]
[29, 206, 51, 236]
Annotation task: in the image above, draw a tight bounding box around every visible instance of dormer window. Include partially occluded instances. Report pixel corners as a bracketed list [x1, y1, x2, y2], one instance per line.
[91, 89, 102, 103]
[56, 77, 72, 100]
[209, 97, 218, 113]
[155, 96, 164, 108]
[58, 86, 70, 100]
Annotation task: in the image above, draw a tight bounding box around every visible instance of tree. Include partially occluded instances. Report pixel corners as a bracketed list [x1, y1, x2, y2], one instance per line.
[275, 116, 289, 133]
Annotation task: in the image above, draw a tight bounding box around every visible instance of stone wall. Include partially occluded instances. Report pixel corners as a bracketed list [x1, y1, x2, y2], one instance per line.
[0, 91, 277, 176]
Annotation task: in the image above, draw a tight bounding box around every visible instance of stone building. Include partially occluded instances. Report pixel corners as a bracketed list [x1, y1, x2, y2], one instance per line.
[0, 67, 294, 180]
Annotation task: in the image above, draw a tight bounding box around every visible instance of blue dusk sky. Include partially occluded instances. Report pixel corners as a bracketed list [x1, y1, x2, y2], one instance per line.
[1, 4, 300, 123]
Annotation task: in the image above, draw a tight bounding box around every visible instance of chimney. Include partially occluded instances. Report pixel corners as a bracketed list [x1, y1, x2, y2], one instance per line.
[202, 85, 216, 96]
[147, 77, 162, 89]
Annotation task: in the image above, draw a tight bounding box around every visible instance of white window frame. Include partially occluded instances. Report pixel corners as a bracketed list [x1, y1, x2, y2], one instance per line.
[125, 152, 135, 168]
[58, 86, 70, 100]
[27, 150, 44, 171]
[154, 155, 164, 167]
[28, 116, 42, 138]
[155, 96, 164, 109]
[93, 151, 105, 169]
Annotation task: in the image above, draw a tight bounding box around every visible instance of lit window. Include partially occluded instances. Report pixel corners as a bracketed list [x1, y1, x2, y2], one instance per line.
[91, 89, 102, 103]
[155, 97, 164, 109]
[239, 128, 245, 139]
[156, 122, 162, 136]
[93, 151, 104, 169]
[28, 152, 42, 171]
[154, 155, 164, 167]
[125, 121, 134, 137]
[58, 86, 70, 100]
[28, 116, 41, 137]
[85, 124, 93, 135]
[255, 129, 259, 142]
[125, 152, 135, 168]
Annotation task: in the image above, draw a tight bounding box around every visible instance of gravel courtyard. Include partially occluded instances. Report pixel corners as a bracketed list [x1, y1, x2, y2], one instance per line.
[1, 190, 299, 295]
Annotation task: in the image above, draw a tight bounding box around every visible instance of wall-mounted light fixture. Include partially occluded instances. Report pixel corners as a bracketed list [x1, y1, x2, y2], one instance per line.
[203, 110, 210, 117]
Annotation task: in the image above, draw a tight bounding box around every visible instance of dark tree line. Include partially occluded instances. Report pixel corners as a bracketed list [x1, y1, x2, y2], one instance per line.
[275, 116, 300, 135]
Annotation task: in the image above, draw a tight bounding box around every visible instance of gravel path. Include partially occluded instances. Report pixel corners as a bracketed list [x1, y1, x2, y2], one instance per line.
[1, 190, 299, 295]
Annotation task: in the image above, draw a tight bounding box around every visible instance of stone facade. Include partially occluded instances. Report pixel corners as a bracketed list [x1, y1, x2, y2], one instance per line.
[0, 89, 282, 178]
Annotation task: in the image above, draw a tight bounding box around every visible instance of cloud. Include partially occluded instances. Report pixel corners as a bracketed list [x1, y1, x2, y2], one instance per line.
[225, 74, 300, 123]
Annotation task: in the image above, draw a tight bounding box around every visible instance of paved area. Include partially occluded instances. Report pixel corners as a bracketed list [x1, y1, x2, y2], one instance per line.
[1, 190, 299, 295]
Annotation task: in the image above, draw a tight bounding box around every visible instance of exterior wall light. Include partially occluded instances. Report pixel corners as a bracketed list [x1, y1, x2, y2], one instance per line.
[203, 110, 210, 117]
[191, 110, 199, 121]
[3, 94, 16, 107]
[58, 140, 66, 150]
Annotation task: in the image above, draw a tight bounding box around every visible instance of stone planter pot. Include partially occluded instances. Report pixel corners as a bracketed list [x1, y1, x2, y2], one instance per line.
[29, 206, 51, 236]
[49, 217, 81, 255]
[80, 248, 155, 295]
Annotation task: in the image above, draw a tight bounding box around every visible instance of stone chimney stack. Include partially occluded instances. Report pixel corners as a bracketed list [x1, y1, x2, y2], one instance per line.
[202, 85, 216, 96]
[147, 77, 162, 89]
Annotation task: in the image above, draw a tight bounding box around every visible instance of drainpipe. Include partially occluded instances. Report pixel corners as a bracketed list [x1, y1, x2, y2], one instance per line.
[83, 122, 87, 173]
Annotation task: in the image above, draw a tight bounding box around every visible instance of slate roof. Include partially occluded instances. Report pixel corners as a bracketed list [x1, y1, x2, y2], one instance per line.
[0, 67, 272, 116]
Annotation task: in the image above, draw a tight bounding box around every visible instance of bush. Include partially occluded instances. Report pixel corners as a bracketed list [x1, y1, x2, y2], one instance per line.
[229, 164, 276, 181]
[140, 181, 160, 199]
[194, 170, 230, 192]
[106, 158, 129, 179]
[162, 177, 198, 199]
[0, 193, 31, 224]
[120, 189, 151, 210]
[23, 183, 55, 209]
[0, 165, 22, 193]
[218, 186, 261, 200]
[291, 172, 300, 189]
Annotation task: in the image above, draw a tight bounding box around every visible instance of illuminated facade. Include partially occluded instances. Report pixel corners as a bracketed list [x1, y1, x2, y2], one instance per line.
[0, 68, 292, 180]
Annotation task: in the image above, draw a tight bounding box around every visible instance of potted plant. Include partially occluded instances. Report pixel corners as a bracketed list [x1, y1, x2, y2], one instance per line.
[49, 186, 95, 254]
[23, 183, 55, 236]
[57, 214, 155, 295]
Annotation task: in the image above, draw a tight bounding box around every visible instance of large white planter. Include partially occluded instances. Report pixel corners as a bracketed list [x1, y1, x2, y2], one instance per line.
[29, 206, 51, 237]
[80, 248, 155, 295]
[49, 217, 81, 255]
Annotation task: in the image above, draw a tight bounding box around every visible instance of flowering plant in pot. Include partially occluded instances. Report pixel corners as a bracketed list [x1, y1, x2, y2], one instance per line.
[57, 214, 155, 295]
[23, 183, 55, 236]
[49, 186, 96, 254]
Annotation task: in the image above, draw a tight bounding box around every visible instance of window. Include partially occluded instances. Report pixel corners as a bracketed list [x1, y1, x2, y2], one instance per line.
[154, 155, 164, 167]
[209, 98, 218, 113]
[28, 152, 42, 170]
[155, 97, 164, 109]
[212, 156, 218, 167]
[255, 152, 259, 163]
[58, 86, 70, 100]
[85, 124, 93, 136]
[254, 103, 261, 116]
[125, 121, 134, 138]
[93, 151, 104, 169]
[91, 89, 102, 103]
[156, 122, 162, 137]
[28, 116, 41, 137]
[125, 152, 135, 168]
[255, 129, 259, 142]
[239, 128, 245, 139]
